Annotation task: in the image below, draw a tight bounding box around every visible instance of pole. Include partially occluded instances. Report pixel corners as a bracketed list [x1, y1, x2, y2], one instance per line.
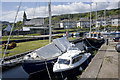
[104, 9, 106, 31]
[90, 4, 92, 37]
[96, 3, 98, 31]
[49, 0, 52, 43]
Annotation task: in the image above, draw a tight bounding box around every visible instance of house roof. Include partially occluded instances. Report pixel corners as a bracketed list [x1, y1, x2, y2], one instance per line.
[25, 18, 44, 26]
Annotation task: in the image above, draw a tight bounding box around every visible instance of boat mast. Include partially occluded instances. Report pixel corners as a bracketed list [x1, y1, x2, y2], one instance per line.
[104, 9, 106, 31]
[49, 0, 52, 43]
[96, 2, 98, 31]
[90, 4, 92, 33]
[1, 1, 22, 64]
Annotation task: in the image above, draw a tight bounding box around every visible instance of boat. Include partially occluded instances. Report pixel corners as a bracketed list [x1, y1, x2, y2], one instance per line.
[22, 1, 69, 75]
[85, 32, 105, 48]
[22, 37, 74, 75]
[53, 49, 91, 77]
[84, 4, 105, 49]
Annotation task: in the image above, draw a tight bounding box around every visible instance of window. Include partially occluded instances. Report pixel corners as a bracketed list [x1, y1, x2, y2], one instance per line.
[58, 59, 70, 65]
[94, 34, 97, 37]
[91, 34, 93, 37]
[72, 56, 82, 64]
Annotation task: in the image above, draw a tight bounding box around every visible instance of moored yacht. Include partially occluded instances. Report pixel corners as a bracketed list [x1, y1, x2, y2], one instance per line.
[85, 32, 105, 48]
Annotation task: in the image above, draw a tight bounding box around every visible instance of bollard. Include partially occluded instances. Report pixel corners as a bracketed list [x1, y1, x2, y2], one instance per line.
[106, 39, 109, 45]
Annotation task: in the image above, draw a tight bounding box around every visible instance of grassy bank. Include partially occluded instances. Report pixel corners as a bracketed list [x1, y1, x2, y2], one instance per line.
[2, 39, 49, 57]
[1, 37, 80, 57]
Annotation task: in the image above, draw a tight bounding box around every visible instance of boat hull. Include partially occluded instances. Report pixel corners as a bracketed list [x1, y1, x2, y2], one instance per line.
[22, 58, 57, 75]
[54, 55, 92, 78]
[84, 38, 105, 49]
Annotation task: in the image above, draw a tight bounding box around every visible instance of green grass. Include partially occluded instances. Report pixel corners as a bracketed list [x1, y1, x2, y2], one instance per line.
[68, 37, 81, 41]
[1, 36, 79, 57]
[1, 39, 49, 57]
[52, 28, 78, 32]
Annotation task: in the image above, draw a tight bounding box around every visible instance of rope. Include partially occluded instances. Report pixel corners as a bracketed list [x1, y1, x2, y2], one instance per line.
[1, 0, 22, 64]
[45, 61, 52, 80]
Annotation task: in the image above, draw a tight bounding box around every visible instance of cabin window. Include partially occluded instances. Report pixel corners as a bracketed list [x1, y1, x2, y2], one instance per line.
[94, 34, 97, 37]
[98, 34, 100, 38]
[87, 34, 89, 37]
[58, 59, 70, 65]
[72, 56, 82, 64]
[91, 34, 93, 37]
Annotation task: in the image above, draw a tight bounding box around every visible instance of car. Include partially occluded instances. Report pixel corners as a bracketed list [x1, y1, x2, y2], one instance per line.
[113, 37, 120, 42]
[115, 43, 120, 52]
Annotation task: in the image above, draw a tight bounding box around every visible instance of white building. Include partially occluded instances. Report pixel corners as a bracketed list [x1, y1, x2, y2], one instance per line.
[77, 18, 90, 28]
[59, 20, 77, 28]
[111, 19, 119, 26]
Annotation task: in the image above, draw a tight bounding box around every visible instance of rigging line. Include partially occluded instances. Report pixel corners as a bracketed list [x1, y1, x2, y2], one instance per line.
[45, 61, 52, 80]
[1, 0, 22, 64]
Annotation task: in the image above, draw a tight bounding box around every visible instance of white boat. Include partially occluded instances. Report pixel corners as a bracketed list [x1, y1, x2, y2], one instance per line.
[53, 49, 91, 77]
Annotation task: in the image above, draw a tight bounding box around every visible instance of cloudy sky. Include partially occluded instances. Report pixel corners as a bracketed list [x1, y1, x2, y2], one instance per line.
[1, 0, 120, 22]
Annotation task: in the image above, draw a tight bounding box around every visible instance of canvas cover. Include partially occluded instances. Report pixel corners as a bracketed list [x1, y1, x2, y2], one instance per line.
[53, 37, 71, 52]
[35, 43, 62, 59]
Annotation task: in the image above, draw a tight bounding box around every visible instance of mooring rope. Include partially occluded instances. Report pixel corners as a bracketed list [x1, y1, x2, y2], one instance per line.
[45, 61, 52, 80]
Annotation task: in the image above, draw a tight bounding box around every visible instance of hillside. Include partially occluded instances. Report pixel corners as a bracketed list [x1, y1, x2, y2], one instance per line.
[2, 8, 120, 29]
[44, 8, 120, 25]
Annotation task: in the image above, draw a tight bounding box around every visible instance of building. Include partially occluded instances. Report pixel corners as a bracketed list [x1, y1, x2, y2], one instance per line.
[59, 19, 77, 28]
[23, 11, 49, 34]
[77, 18, 90, 28]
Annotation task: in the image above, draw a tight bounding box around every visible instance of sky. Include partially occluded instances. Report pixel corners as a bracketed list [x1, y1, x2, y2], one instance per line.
[1, 0, 120, 22]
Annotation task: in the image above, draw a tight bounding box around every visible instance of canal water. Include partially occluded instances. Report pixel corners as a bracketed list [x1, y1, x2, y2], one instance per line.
[1, 34, 120, 80]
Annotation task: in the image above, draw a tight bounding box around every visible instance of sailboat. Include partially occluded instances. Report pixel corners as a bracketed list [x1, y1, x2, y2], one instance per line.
[22, 1, 75, 75]
[85, 3, 105, 49]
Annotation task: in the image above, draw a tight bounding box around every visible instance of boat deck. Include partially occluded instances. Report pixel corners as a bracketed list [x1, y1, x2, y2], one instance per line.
[80, 40, 119, 79]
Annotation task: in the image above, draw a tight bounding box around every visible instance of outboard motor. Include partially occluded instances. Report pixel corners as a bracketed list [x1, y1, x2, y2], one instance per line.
[115, 43, 120, 52]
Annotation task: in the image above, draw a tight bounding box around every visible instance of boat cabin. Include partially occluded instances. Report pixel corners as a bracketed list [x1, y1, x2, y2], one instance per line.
[86, 32, 103, 39]
[53, 50, 88, 72]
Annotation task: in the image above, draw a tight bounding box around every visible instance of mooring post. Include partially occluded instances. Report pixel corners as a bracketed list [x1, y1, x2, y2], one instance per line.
[106, 38, 109, 45]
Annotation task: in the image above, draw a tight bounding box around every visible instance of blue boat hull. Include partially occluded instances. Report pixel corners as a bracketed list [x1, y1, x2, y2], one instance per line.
[22, 58, 57, 75]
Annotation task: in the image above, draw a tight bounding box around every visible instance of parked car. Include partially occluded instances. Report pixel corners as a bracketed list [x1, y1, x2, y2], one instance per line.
[115, 43, 120, 52]
[113, 37, 120, 42]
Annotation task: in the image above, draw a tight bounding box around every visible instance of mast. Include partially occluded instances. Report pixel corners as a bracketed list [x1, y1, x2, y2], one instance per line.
[90, 4, 92, 33]
[104, 9, 106, 31]
[49, 0, 52, 43]
[96, 2, 98, 31]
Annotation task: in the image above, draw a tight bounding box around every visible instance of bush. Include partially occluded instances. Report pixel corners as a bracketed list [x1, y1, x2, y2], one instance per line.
[10, 42, 17, 48]
[2, 42, 17, 49]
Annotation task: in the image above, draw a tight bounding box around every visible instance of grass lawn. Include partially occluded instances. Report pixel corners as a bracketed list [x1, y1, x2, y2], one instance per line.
[1, 37, 80, 57]
[1, 39, 49, 57]
[68, 37, 81, 41]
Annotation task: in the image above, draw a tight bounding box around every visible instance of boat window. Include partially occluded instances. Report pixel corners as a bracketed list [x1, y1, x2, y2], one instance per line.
[72, 56, 82, 64]
[58, 59, 70, 65]
[87, 34, 89, 37]
[91, 34, 93, 37]
[94, 34, 97, 37]
[98, 34, 100, 38]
